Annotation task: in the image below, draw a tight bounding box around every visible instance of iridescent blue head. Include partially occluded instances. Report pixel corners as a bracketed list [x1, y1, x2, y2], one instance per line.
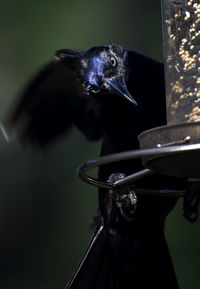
[79, 42, 137, 105]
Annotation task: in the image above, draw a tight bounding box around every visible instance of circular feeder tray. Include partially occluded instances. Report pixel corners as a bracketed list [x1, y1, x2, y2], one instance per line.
[138, 122, 200, 178]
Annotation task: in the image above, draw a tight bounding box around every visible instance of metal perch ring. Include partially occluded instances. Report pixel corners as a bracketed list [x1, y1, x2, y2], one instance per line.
[77, 143, 200, 197]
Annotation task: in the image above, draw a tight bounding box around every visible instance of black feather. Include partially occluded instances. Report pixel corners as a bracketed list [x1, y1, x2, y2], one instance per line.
[2, 50, 105, 146]
[2, 44, 189, 288]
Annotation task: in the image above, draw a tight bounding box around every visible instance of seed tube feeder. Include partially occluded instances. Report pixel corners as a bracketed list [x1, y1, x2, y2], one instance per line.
[139, 0, 200, 179]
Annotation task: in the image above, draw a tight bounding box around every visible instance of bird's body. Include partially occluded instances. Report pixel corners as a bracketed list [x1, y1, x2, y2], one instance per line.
[2, 43, 189, 289]
[91, 50, 184, 289]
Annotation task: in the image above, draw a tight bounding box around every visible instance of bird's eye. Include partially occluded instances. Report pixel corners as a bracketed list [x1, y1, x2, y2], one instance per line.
[109, 56, 117, 67]
[91, 87, 101, 94]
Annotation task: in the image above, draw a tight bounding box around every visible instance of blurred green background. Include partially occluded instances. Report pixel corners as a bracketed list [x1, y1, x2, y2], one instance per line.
[0, 0, 199, 288]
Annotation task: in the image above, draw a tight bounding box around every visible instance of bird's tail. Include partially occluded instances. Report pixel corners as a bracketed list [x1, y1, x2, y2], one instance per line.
[65, 225, 113, 289]
[65, 223, 179, 289]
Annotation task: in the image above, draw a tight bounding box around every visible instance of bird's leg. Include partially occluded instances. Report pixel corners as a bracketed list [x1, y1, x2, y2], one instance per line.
[183, 179, 200, 222]
[107, 173, 137, 222]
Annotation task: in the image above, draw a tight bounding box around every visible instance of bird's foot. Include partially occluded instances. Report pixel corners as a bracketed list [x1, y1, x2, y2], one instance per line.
[107, 173, 137, 222]
[183, 179, 200, 222]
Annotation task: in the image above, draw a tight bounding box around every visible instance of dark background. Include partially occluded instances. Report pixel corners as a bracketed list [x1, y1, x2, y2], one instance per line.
[0, 1, 199, 288]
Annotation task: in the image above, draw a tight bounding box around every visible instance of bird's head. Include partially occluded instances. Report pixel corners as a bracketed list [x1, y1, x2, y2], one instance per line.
[79, 43, 137, 105]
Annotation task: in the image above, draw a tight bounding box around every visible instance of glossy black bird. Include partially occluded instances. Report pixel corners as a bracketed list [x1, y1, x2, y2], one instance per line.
[1, 43, 190, 289]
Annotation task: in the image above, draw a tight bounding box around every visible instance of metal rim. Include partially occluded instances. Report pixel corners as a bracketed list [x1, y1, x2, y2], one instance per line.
[77, 143, 200, 195]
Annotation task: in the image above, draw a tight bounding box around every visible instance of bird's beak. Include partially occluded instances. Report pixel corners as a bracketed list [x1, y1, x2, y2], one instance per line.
[104, 77, 137, 105]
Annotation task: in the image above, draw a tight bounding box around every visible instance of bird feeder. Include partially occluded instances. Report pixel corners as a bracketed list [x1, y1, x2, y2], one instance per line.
[139, 0, 200, 178]
[78, 0, 200, 195]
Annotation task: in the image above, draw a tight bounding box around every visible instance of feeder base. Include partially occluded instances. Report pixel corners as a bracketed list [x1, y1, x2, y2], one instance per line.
[138, 122, 200, 178]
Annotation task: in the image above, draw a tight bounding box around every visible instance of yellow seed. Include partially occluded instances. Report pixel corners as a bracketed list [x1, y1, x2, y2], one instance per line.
[193, 107, 199, 112]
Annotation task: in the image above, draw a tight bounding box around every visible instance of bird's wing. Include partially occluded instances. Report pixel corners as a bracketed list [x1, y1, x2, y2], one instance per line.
[1, 50, 104, 148]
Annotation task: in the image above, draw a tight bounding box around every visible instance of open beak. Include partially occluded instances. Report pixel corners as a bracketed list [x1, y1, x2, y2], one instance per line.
[104, 77, 137, 106]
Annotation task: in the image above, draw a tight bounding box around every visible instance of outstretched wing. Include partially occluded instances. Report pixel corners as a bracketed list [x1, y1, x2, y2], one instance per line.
[1, 49, 104, 148]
